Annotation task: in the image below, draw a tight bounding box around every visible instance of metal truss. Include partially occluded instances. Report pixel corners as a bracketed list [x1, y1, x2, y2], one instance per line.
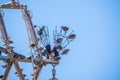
[0, 0, 76, 80]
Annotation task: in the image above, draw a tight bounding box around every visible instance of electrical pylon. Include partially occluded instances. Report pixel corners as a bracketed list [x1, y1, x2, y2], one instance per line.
[0, 0, 76, 80]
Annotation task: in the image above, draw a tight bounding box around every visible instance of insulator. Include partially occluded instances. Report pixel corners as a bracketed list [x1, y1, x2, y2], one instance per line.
[23, 10, 38, 46]
[52, 69, 56, 75]
[49, 77, 58, 80]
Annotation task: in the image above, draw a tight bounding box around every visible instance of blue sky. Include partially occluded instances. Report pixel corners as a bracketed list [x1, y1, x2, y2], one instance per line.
[0, 0, 120, 80]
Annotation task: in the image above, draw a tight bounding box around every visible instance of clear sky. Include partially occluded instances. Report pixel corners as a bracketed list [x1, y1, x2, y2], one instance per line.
[0, 0, 120, 80]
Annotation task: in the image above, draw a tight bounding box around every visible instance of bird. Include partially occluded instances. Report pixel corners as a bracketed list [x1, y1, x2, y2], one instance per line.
[34, 66, 37, 70]
[38, 47, 44, 51]
[14, 69, 23, 74]
[61, 26, 69, 31]
[38, 26, 45, 35]
[54, 56, 61, 61]
[68, 34, 76, 39]
[31, 74, 34, 76]
[13, 54, 18, 58]
[0, 51, 1, 55]
[61, 49, 69, 55]
[14, 72, 17, 74]
[1, 64, 7, 68]
[56, 38, 63, 44]
[34, 25, 37, 28]
[0, 75, 3, 78]
[20, 56, 25, 59]
[27, 55, 34, 59]
[23, 74, 26, 77]
[20, 68, 23, 72]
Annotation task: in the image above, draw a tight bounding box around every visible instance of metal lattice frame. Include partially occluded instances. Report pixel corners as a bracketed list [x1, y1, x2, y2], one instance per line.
[0, 0, 76, 80]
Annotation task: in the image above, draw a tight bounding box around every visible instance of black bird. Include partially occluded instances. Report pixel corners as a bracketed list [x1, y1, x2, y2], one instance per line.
[38, 47, 44, 51]
[34, 66, 37, 70]
[1, 64, 7, 68]
[0, 75, 3, 78]
[20, 68, 23, 72]
[61, 49, 69, 55]
[61, 26, 69, 31]
[45, 44, 51, 54]
[0, 51, 1, 55]
[20, 55, 25, 59]
[27, 55, 34, 59]
[13, 54, 18, 58]
[14, 72, 17, 74]
[56, 38, 63, 44]
[14, 69, 23, 74]
[31, 74, 34, 76]
[38, 26, 45, 35]
[68, 34, 76, 39]
[23, 74, 26, 77]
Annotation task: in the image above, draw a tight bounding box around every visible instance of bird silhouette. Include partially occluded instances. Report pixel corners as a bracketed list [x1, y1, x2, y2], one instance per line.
[1, 64, 7, 68]
[0, 75, 3, 78]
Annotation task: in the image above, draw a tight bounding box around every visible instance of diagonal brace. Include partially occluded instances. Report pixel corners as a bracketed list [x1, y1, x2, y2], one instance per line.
[14, 62, 25, 80]
[2, 62, 13, 80]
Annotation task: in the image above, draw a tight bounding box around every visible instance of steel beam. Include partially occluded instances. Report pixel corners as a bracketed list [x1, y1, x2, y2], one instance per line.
[0, 55, 9, 61]
[2, 62, 13, 80]
[32, 65, 43, 80]
[14, 62, 25, 80]
[0, 1, 26, 9]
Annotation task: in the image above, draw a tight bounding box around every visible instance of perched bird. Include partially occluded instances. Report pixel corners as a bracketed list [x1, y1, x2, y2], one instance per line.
[54, 56, 61, 61]
[0, 75, 3, 78]
[34, 25, 37, 28]
[14, 69, 23, 74]
[14, 72, 17, 74]
[23, 74, 26, 77]
[45, 44, 51, 54]
[38, 47, 44, 51]
[61, 49, 69, 55]
[61, 26, 69, 32]
[68, 34, 76, 39]
[0, 51, 1, 55]
[13, 54, 18, 58]
[31, 74, 34, 76]
[34, 66, 37, 70]
[38, 26, 45, 35]
[27, 55, 34, 59]
[20, 68, 23, 72]
[1, 64, 7, 68]
[20, 56, 25, 59]
[55, 45, 62, 51]
[56, 38, 63, 44]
